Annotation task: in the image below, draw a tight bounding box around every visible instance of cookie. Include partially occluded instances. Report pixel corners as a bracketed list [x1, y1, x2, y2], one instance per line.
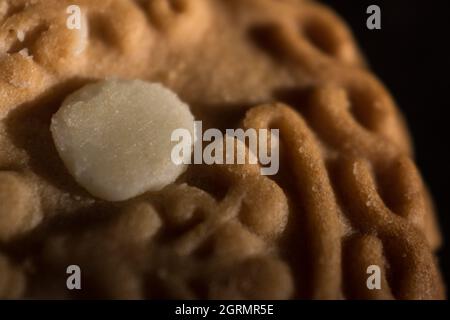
[0, 0, 445, 299]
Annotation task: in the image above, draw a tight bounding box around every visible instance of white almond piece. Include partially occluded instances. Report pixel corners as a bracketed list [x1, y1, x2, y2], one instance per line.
[51, 79, 194, 201]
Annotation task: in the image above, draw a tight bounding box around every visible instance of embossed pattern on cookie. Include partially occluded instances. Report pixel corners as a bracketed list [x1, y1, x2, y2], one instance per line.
[0, 0, 445, 299]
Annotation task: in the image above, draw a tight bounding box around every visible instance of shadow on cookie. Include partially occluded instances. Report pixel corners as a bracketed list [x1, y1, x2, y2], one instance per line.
[4, 77, 97, 197]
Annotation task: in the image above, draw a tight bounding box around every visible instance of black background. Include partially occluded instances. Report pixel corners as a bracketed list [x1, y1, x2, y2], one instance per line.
[323, 0, 450, 291]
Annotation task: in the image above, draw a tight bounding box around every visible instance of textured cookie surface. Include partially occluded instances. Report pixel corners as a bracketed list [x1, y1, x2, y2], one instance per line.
[0, 0, 445, 299]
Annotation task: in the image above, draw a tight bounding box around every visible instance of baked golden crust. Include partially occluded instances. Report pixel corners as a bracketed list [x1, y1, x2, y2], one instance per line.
[0, 0, 445, 299]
